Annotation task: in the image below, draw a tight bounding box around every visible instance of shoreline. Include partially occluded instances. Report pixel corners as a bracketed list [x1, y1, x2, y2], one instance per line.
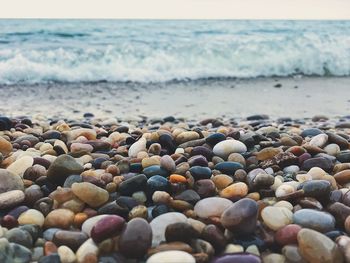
[1, 76, 350, 121]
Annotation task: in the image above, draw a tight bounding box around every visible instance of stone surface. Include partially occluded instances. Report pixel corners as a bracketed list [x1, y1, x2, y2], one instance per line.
[44, 209, 75, 229]
[213, 140, 247, 159]
[7, 156, 34, 177]
[47, 155, 84, 185]
[146, 251, 195, 263]
[194, 197, 232, 219]
[261, 206, 293, 231]
[91, 215, 125, 243]
[0, 169, 24, 194]
[293, 209, 335, 233]
[0, 190, 25, 209]
[18, 209, 45, 227]
[71, 182, 109, 208]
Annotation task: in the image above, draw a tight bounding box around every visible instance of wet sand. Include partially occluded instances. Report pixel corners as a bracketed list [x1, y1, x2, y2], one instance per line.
[1, 76, 350, 120]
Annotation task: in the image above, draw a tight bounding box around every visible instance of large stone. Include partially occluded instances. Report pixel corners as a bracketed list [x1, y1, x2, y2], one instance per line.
[297, 228, 343, 263]
[293, 209, 335, 233]
[194, 197, 232, 219]
[213, 140, 247, 159]
[18, 209, 45, 227]
[221, 198, 258, 235]
[0, 190, 25, 209]
[90, 215, 125, 243]
[0, 169, 24, 194]
[119, 218, 152, 258]
[47, 155, 84, 185]
[261, 206, 293, 231]
[44, 209, 75, 229]
[71, 182, 109, 208]
[7, 156, 34, 177]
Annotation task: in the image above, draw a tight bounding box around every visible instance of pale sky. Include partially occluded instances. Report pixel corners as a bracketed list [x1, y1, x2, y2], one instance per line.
[0, 0, 349, 19]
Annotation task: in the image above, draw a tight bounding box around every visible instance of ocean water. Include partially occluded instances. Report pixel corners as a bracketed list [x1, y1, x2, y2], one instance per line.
[0, 20, 349, 84]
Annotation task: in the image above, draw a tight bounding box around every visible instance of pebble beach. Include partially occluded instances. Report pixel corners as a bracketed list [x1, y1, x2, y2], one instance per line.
[2, 114, 350, 262]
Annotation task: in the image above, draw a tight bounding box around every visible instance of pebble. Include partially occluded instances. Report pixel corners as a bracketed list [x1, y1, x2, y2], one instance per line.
[293, 209, 335, 232]
[7, 156, 34, 177]
[0, 190, 25, 209]
[58, 245, 76, 263]
[213, 140, 247, 159]
[219, 182, 248, 200]
[53, 230, 88, 251]
[297, 228, 343, 263]
[261, 206, 293, 231]
[47, 155, 84, 185]
[146, 251, 195, 263]
[221, 198, 258, 235]
[212, 253, 262, 263]
[0, 169, 24, 193]
[18, 209, 45, 227]
[72, 182, 109, 208]
[194, 197, 232, 218]
[44, 209, 75, 229]
[0, 136, 12, 156]
[76, 238, 98, 263]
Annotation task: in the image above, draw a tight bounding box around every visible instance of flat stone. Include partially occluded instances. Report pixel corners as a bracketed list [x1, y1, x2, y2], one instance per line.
[53, 230, 89, 251]
[119, 218, 152, 258]
[220, 198, 258, 235]
[214, 162, 244, 175]
[293, 209, 335, 232]
[47, 155, 84, 185]
[71, 182, 109, 208]
[194, 197, 232, 219]
[297, 228, 343, 263]
[301, 157, 333, 172]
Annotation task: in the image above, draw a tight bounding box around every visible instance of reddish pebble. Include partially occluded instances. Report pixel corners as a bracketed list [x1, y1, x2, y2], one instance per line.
[91, 215, 125, 243]
[44, 241, 58, 255]
[275, 224, 302, 246]
[1, 215, 18, 229]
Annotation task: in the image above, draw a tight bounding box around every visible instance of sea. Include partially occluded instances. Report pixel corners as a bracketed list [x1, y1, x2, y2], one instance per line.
[0, 20, 349, 85]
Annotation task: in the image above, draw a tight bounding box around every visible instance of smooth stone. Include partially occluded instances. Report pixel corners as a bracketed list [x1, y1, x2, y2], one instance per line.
[275, 224, 302, 246]
[7, 156, 34, 177]
[206, 133, 226, 146]
[76, 238, 98, 263]
[143, 165, 169, 178]
[301, 157, 333, 172]
[283, 165, 300, 174]
[191, 146, 213, 161]
[246, 169, 274, 190]
[212, 253, 262, 263]
[160, 155, 176, 172]
[299, 180, 331, 198]
[334, 170, 350, 184]
[63, 174, 83, 188]
[38, 254, 61, 263]
[214, 162, 244, 175]
[219, 182, 248, 200]
[212, 174, 234, 190]
[194, 179, 216, 198]
[43, 228, 61, 241]
[129, 137, 147, 157]
[301, 128, 324, 137]
[213, 140, 247, 159]
[91, 215, 125, 243]
[118, 174, 147, 196]
[146, 251, 195, 263]
[188, 155, 208, 167]
[58, 245, 76, 263]
[297, 228, 343, 263]
[293, 209, 335, 232]
[174, 190, 200, 205]
[71, 182, 109, 208]
[119, 218, 152, 258]
[256, 147, 281, 161]
[176, 131, 200, 144]
[81, 215, 108, 236]
[337, 151, 350, 163]
[0, 136, 12, 156]
[262, 254, 286, 263]
[0, 190, 25, 209]
[147, 175, 170, 195]
[150, 212, 187, 246]
[189, 166, 212, 180]
[309, 133, 328, 148]
[47, 155, 84, 185]
[221, 198, 258, 235]
[324, 144, 340, 156]
[326, 132, 349, 150]
[194, 197, 232, 219]
[18, 209, 45, 227]
[53, 230, 89, 251]
[44, 209, 75, 229]
[5, 228, 33, 248]
[282, 245, 306, 263]
[261, 206, 293, 231]
[0, 238, 32, 263]
[201, 224, 226, 250]
[0, 169, 24, 194]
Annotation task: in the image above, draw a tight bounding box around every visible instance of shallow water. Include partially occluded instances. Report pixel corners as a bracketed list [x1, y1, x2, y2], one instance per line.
[0, 20, 349, 84]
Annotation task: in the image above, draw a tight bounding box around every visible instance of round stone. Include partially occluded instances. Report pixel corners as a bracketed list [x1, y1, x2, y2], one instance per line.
[76, 238, 98, 263]
[261, 206, 293, 231]
[213, 140, 247, 159]
[5, 228, 33, 248]
[160, 155, 176, 172]
[58, 245, 76, 263]
[0, 136, 12, 156]
[212, 174, 234, 190]
[119, 218, 152, 258]
[44, 209, 75, 229]
[7, 156, 34, 177]
[91, 215, 125, 243]
[129, 137, 147, 157]
[53, 230, 89, 251]
[220, 198, 258, 235]
[219, 182, 248, 200]
[275, 224, 302, 246]
[18, 209, 45, 227]
[214, 162, 244, 175]
[0, 169, 24, 194]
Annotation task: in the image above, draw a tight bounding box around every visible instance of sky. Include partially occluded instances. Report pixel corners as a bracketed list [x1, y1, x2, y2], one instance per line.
[0, 0, 349, 19]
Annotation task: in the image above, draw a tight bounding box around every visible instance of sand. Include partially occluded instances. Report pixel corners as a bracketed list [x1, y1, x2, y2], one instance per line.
[1, 76, 350, 120]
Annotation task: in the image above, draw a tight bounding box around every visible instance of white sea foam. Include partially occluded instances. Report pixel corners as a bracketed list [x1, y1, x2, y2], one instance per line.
[0, 20, 349, 84]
